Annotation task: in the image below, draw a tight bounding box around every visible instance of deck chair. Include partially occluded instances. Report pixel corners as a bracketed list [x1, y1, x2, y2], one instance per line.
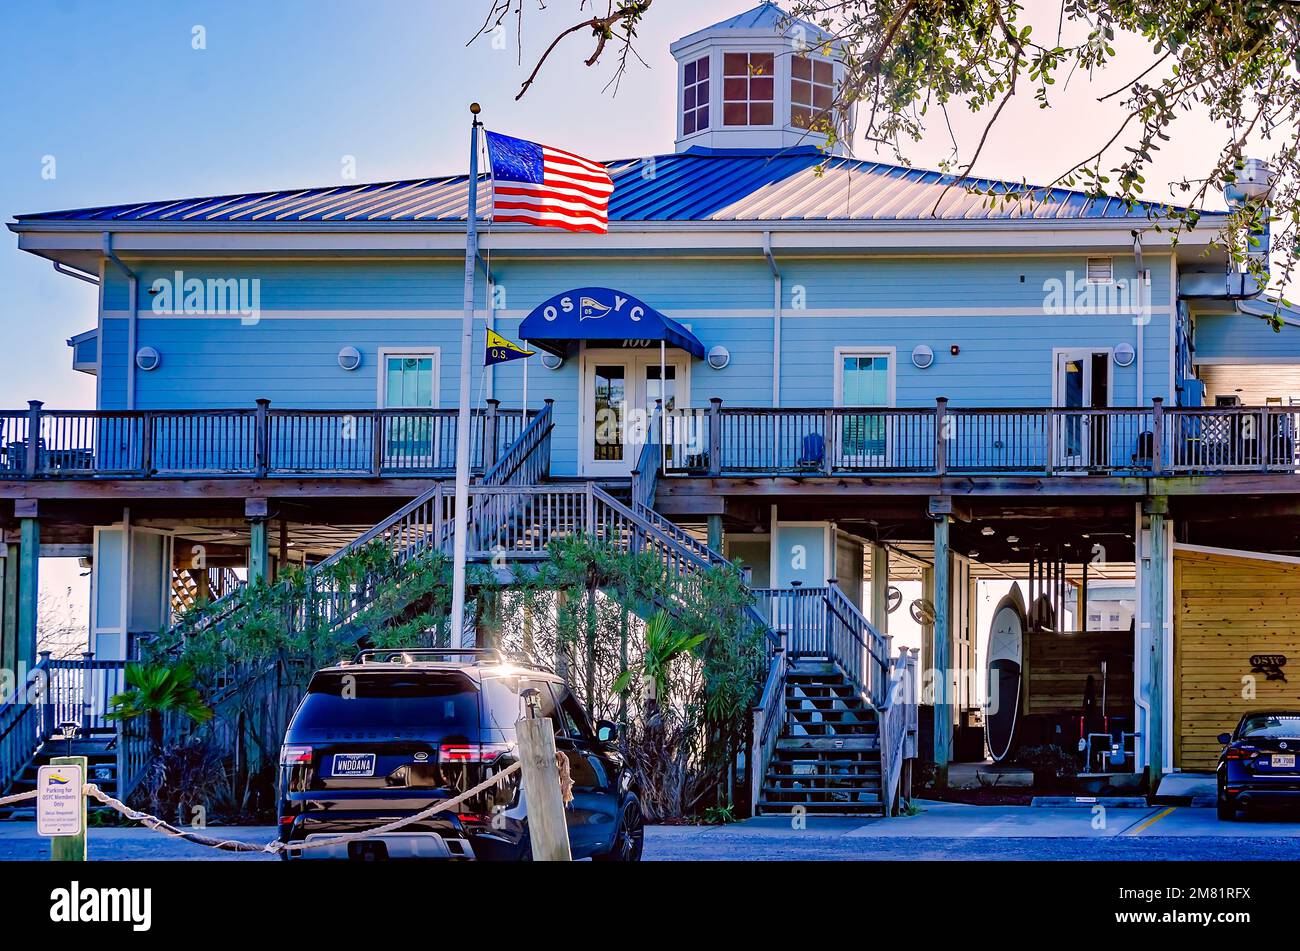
[796, 432, 825, 469]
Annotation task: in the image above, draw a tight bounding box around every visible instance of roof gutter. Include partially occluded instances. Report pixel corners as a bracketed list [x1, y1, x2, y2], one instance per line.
[102, 232, 138, 410]
[763, 230, 782, 406]
[52, 261, 99, 286]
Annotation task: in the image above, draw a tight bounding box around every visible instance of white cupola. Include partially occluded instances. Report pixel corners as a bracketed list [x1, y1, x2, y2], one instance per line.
[669, 2, 853, 154]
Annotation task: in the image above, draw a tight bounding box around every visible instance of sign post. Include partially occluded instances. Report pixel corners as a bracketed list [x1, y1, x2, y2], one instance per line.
[39, 757, 86, 861]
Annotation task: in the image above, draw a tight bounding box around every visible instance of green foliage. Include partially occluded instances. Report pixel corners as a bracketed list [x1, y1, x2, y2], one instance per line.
[611, 610, 706, 701]
[107, 663, 212, 727]
[156, 529, 769, 821]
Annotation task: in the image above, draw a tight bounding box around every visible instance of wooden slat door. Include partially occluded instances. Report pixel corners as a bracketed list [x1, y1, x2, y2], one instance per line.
[1174, 548, 1300, 769]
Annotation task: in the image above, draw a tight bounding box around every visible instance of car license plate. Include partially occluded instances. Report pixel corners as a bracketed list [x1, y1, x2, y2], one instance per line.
[1271, 754, 1296, 768]
[331, 753, 376, 777]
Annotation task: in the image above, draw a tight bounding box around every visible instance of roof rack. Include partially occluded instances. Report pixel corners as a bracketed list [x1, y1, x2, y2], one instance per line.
[348, 648, 552, 673]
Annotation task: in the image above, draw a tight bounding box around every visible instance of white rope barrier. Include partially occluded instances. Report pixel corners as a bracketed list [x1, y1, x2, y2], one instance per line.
[0, 790, 38, 808]
[80, 760, 523, 855]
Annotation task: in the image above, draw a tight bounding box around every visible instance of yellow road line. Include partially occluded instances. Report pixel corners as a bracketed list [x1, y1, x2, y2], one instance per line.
[1125, 806, 1177, 836]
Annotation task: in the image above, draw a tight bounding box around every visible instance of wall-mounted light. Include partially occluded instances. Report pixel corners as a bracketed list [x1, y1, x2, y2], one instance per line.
[911, 345, 934, 369]
[1113, 342, 1135, 367]
[541, 353, 564, 371]
[135, 346, 161, 371]
[337, 346, 362, 371]
[949, 344, 961, 357]
[707, 345, 731, 370]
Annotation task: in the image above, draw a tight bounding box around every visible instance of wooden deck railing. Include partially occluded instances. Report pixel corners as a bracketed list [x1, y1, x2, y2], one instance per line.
[0, 400, 534, 479]
[661, 398, 1300, 478]
[0, 652, 133, 798]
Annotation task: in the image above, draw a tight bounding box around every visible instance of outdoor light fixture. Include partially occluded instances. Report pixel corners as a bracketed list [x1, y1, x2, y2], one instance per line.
[337, 346, 362, 371]
[950, 344, 961, 356]
[135, 346, 161, 371]
[911, 344, 934, 369]
[541, 353, 564, 371]
[1114, 342, 1135, 367]
[707, 345, 731, 370]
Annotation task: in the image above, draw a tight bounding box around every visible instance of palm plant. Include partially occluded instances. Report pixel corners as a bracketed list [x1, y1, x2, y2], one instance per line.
[612, 610, 705, 715]
[107, 663, 214, 754]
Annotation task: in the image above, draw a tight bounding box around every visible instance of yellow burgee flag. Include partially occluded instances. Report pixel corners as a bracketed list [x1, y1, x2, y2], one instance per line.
[485, 328, 535, 366]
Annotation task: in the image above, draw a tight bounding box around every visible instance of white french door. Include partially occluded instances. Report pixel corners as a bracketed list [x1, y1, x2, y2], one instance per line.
[835, 348, 895, 468]
[379, 350, 440, 467]
[1053, 349, 1111, 469]
[580, 348, 690, 476]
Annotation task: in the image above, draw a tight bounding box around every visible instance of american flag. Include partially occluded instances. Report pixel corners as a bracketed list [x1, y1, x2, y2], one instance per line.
[484, 130, 614, 234]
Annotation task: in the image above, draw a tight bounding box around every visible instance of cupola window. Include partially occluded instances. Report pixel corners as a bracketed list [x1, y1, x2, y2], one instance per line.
[722, 52, 775, 126]
[682, 55, 711, 135]
[791, 55, 834, 130]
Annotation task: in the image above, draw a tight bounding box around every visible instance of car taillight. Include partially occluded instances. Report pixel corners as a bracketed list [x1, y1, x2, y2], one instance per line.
[280, 744, 313, 765]
[1225, 747, 1257, 761]
[439, 742, 513, 763]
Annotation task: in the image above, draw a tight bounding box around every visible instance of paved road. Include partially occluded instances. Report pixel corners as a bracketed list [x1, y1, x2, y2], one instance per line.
[2, 801, 1297, 861]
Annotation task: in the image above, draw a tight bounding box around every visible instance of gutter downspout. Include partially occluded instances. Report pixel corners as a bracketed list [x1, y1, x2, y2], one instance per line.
[53, 261, 100, 286]
[763, 231, 781, 406]
[1132, 230, 1145, 406]
[102, 233, 138, 410]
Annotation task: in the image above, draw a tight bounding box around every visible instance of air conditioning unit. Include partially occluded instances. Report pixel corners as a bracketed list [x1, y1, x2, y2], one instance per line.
[1215, 394, 1242, 407]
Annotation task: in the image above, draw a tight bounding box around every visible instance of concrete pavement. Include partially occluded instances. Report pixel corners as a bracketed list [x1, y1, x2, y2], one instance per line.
[1, 800, 1297, 860]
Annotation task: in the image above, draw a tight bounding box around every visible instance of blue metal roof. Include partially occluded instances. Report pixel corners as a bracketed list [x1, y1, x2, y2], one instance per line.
[14, 147, 1207, 225]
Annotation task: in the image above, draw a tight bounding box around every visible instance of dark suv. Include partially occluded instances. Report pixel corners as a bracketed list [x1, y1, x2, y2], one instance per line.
[277, 648, 643, 861]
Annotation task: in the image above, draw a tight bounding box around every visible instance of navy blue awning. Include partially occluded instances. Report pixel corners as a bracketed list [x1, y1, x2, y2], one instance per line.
[517, 287, 705, 358]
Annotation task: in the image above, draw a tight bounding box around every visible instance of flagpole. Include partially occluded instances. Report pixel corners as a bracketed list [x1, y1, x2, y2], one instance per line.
[450, 103, 482, 648]
[522, 351, 529, 417]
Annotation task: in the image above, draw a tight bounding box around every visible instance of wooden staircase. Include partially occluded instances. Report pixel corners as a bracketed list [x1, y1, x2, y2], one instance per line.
[0, 735, 121, 818]
[757, 660, 885, 815]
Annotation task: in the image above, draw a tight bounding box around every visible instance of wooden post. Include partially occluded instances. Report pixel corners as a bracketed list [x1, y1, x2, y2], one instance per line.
[931, 502, 952, 787]
[933, 397, 948, 475]
[25, 400, 43, 476]
[515, 689, 572, 861]
[707, 514, 723, 554]
[246, 499, 270, 584]
[254, 398, 271, 478]
[48, 755, 88, 862]
[1145, 495, 1169, 791]
[138, 411, 154, 477]
[80, 651, 94, 732]
[822, 408, 834, 475]
[39, 650, 53, 737]
[17, 511, 40, 670]
[1149, 397, 1164, 475]
[0, 545, 16, 678]
[708, 397, 722, 475]
[371, 410, 385, 476]
[870, 543, 890, 635]
[277, 518, 289, 582]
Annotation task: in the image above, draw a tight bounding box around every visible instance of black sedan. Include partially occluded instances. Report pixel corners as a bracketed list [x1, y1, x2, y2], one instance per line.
[1216, 711, 1300, 821]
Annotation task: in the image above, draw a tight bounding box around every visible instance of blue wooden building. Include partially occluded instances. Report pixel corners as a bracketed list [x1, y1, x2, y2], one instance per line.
[4, 2, 1300, 811]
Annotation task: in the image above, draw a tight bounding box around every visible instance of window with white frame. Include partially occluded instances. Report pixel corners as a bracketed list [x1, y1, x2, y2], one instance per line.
[722, 52, 775, 126]
[791, 56, 834, 130]
[682, 55, 710, 135]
